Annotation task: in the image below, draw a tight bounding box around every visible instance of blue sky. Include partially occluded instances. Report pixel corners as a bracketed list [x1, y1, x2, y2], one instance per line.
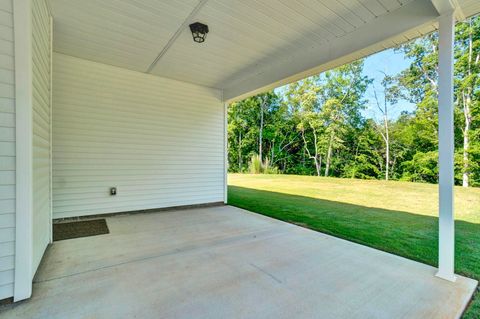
[362, 48, 416, 121]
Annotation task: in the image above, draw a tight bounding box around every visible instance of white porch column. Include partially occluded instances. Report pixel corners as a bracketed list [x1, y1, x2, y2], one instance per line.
[436, 11, 456, 282]
[13, 0, 34, 301]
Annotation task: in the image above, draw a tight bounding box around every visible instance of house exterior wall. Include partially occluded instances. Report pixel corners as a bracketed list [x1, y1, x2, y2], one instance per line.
[0, 0, 15, 301]
[31, 0, 51, 276]
[0, 0, 52, 301]
[52, 53, 225, 218]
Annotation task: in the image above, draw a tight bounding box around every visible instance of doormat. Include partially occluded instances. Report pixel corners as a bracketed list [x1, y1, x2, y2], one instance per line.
[53, 219, 109, 241]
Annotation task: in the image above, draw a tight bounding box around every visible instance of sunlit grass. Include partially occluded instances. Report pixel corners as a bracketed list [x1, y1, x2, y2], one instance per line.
[229, 173, 480, 223]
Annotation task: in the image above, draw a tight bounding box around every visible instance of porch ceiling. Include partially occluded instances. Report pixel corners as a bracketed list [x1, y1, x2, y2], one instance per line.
[48, 0, 480, 101]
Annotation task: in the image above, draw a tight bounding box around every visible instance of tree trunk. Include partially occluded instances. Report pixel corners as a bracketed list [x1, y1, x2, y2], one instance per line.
[384, 114, 390, 181]
[325, 132, 334, 177]
[301, 127, 321, 176]
[271, 140, 275, 164]
[462, 19, 473, 187]
[462, 91, 471, 187]
[391, 155, 397, 179]
[314, 157, 320, 176]
[238, 131, 242, 171]
[313, 129, 321, 176]
[259, 99, 264, 162]
[318, 155, 322, 176]
[373, 83, 391, 181]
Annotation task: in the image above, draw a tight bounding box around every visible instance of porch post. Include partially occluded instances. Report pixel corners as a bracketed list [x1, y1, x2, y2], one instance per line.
[436, 11, 456, 282]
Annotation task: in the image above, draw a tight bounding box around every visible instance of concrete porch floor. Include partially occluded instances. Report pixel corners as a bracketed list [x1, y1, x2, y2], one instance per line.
[1, 205, 477, 319]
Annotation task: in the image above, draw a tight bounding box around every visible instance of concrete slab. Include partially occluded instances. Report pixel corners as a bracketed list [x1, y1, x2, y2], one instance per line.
[1, 206, 477, 318]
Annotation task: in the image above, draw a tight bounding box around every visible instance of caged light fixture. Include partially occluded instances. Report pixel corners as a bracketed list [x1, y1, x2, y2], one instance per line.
[189, 22, 209, 43]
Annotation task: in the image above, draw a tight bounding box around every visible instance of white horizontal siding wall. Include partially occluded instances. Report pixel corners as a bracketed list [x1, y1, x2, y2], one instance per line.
[52, 53, 224, 218]
[0, 0, 15, 300]
[31, 0, 51, 275]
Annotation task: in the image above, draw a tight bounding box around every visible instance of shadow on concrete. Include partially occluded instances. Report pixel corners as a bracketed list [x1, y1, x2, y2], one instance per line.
[228, 185, 480, 280]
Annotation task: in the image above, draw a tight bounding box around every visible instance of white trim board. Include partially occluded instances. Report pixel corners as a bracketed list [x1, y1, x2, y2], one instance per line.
[49, 15, 54, 244]
[13, 0, 34, 302]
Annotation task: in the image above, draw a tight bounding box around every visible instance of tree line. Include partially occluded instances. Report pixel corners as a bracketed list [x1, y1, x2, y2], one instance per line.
[227, 16, 479, 187]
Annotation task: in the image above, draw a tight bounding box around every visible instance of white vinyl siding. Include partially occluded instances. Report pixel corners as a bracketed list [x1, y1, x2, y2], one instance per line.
[0, 0, 15, 300]
[52, 53, 224, 218]
[31, 0, 51, 276]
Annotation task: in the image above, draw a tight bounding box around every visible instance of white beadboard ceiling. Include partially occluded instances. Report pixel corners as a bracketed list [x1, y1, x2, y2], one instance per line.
[48, 0, 480, 101]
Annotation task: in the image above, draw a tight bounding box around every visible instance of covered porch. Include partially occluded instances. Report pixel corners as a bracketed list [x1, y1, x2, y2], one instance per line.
[1, 0, 480, 316]
[2, 206, 477, 318]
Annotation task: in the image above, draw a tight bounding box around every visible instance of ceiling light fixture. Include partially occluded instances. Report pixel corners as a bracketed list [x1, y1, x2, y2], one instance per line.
[189, 22, 209, 43]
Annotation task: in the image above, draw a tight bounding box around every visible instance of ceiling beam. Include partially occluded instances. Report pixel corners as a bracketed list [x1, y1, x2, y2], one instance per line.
[146, 0, 208, 73]
[223, 0, 440, 102]
[431, 0, 455, 15]
[431, 0, 465, 20]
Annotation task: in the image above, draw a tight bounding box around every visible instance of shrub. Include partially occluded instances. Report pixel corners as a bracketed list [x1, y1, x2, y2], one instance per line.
[263, 157, 279, 174]
[249, 154, 263, 174]
[248, 154, 279, 174]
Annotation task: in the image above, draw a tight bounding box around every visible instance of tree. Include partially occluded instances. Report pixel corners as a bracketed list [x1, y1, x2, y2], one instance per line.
[228, 102, 248, 171]
[318, 61, 369, 176]
[342, 119, 382, 179]
[268, 104, 300, 169]
[268, 61, 369, 177]
[454, 17, 480, 186]
[396, 16, 480, 186]
[395, 33, 440, 182]
[227, 91, 281, 172]
[226, 15, 480, 187]
[258, 95, 266, 162]
[285, 76, 323, 175]
[372, 73, 401, 180]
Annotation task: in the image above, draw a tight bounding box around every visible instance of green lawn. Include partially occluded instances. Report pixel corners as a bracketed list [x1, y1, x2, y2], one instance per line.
[228, 173, 480, 318]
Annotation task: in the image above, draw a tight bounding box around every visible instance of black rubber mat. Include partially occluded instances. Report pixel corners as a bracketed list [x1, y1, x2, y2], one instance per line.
[53, 219, 109, 241]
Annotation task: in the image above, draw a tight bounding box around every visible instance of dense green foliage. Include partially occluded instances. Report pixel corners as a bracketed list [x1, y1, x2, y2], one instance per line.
[227, 16, 480, 186]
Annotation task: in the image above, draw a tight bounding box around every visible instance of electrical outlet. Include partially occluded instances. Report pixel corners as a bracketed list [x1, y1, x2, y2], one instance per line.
[110, 187, 117, 196]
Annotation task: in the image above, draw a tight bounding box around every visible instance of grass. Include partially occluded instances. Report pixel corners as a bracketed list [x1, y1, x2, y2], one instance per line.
[228, 173, 480, 318]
